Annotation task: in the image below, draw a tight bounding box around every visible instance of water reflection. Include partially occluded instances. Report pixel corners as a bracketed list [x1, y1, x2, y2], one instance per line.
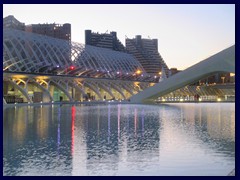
[71, 106, 75, 155]
[170, 103, 235, 141]
[3, 103, 235, 176]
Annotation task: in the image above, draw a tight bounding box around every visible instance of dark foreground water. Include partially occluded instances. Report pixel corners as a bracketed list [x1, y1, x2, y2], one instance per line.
[3, 103, 235, 176]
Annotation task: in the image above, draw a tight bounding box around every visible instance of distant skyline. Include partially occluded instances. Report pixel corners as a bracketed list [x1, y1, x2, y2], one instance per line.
[3, 4, 235, 70]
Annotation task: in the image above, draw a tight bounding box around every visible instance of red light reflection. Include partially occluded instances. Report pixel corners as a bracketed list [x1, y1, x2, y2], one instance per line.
[71, 106, 76, 155]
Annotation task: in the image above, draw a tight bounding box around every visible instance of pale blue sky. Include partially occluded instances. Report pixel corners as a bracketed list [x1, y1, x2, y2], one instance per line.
[3, 4, 235, 70]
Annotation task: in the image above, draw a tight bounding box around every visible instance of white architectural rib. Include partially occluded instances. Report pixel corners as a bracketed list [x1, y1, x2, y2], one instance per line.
[130, 45, 235, 103]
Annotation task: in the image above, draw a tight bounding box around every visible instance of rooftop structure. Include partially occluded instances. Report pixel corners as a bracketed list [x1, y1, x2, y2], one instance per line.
[25, 23, 71, 41]
[85, 30, 126, 52]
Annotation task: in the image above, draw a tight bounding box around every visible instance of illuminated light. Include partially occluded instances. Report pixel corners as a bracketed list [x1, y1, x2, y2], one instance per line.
[199, 98, 202, 101]
[230, 73, 235, 77]
[117, 71, 120, 74]
[56, 65, 59, 68]
[217, 98, 221, 101]
[15, 102, 17, 104]
[154, 76, 157, 78]
[40, 101, 42, 103]
[136, 70, 141, 75]
[126, 73, 129, 75]
[70, 66, 75, 70]
[180, 98, 184, 102]
[52, 101, 54, 103]
[12, 75, 27, 79]
[88, 99, 91, 102]
[141, 74, 143, 77]
[158, 72, 162, 75]
[162, 99, 166, 102]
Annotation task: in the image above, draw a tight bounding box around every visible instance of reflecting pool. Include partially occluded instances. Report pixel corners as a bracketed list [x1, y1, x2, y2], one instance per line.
[3, 103, 235, 176]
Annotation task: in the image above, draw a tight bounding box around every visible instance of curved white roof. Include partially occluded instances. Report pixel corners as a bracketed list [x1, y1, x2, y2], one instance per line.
[3, 28, 147, 80]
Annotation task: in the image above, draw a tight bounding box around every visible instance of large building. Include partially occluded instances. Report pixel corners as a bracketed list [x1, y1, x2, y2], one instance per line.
[3, 15, 25, 31]
[126, 35, 169, 78]
[85, 30, 126, 52]
[25, 23, 71, 41]
[3, 15, 71, 41]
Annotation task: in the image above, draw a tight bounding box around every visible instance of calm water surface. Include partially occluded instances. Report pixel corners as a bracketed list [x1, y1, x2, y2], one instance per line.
[3, 103, 235, 176]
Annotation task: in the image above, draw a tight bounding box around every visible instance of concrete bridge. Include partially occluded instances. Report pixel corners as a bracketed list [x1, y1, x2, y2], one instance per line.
[130, 45, 235, 103]
[3, 72, 151, 104]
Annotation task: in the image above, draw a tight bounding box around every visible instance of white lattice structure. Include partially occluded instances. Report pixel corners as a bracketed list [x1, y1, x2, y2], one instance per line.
[3, 29, 235, 104]
[3, 28, 154, 104]
[3, 28, 148, 80]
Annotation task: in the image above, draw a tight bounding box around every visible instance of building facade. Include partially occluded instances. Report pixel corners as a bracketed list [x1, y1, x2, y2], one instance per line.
[25, 23, 71, 41]
[126, 35, 169, 78]
[85, 30, 126, 52]
[3, 15, 71, 41]
[3, 15, 25, 31]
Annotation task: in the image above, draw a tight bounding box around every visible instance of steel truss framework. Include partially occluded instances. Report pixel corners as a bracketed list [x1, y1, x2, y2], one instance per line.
[3, 28, 151, 81]
[3, 29, 235, 104]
